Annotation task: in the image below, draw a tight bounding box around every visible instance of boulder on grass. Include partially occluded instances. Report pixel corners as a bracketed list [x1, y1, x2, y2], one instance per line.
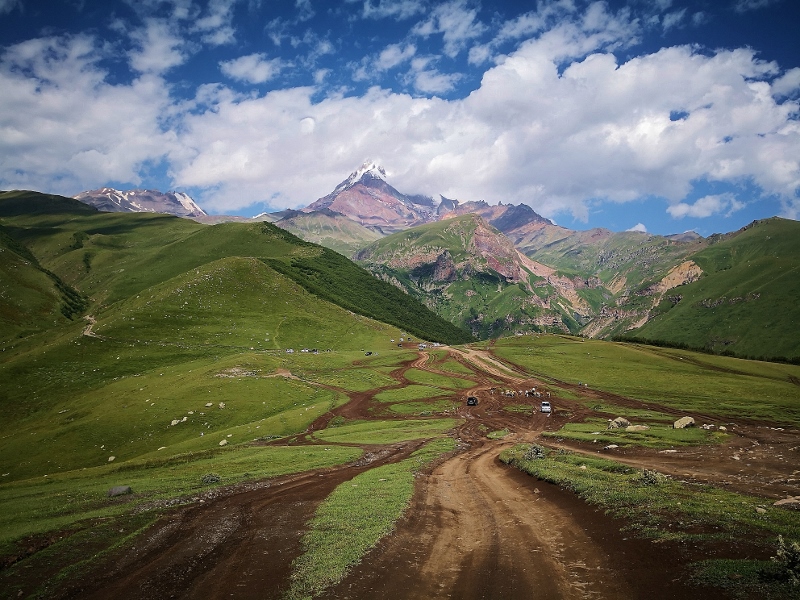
[626, 425, 650, 432]
[107, 485, 132, 497]
[607, 417, 630, 429]
[773, 497, 800, 510]
[673, 416, 695, 429]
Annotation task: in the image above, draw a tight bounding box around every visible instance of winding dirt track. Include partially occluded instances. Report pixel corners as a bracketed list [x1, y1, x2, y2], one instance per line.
[327, 439, 635, 600]
[37, 345, 799, 599]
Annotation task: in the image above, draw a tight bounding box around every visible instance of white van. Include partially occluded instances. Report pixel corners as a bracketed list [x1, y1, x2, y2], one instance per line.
[540, 401, 551, 413]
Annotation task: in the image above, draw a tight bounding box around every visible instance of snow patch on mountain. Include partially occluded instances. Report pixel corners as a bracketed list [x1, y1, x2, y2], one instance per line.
[74, 188, 206, 217]
[332, 160, 388, 195]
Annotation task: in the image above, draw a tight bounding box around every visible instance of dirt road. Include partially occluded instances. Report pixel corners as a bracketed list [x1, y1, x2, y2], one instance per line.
[28, 346, 796, 599]
[327, 438, 640, 599]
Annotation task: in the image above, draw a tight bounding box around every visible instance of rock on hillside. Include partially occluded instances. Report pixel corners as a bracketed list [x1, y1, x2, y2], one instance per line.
[74, 188, 206, 218]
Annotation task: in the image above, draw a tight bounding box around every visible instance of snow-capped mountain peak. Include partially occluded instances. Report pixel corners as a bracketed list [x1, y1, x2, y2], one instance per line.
[332, 161, 387, 195]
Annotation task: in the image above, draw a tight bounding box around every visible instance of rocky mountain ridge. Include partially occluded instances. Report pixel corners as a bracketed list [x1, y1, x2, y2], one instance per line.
[74, 188, 206, 217]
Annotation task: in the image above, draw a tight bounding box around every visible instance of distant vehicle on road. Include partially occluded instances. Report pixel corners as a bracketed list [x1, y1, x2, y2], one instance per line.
[540, 401, 551, 413]
[466, 396, 478, 406]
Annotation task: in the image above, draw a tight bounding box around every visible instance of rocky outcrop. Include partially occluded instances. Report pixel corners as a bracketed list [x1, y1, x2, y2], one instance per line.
[607, 417, 631, 429]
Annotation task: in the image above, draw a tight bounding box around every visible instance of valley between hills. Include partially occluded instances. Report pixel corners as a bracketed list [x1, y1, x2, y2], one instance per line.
[1, 189, 799, 599]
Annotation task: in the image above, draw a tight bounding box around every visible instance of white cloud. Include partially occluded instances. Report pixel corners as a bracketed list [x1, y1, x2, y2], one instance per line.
[772, 68, 800, 97]
[167, 39, 798, 216]
[471, 1, 639, 66]
[351, 43, 417, 83]
[412, 0, 486, 58]
[0, 34, 176, 195]
[627, 223, 647, 232]
[360, 0, 426, 20]
[191, 0, 240, 45]
[128, 19, 188, 74]
[220, 53, 283, 84]
[295, 0, 315, 22]
[412, 68, 461, 94]
[2, 2, 799, 224]
[661, 8, 686, 31]
[667, 194, 745, 219]
[377, 43, 417, 71]
[0, 0, 21, 15]
[733, 0, 782, 13]
[124, 0, 197, 22]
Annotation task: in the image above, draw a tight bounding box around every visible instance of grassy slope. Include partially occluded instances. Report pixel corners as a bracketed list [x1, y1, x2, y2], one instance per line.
[627, 218, 800, 360]
[355, 215, 579, 338]
[521, 227, 697, 284]
[0, 192, 468, 484]
[274, 211, 382, 258]
[492, 335, 800, 427]
[0, 225, 67, 340]
[0, 191, 470, 345]
[0, 254, 406, 481]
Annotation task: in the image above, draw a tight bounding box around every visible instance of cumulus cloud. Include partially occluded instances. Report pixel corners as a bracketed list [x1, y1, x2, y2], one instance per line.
[352, 43, 417, 81]
[627, 223, 647, 232]
[411, 66, 461, 94]
[772, 67, 800, 97]
[167, 38, 798, 216]
[377, 43, 417, 71]
[667, 194, 745, 219]
[0, 34, 176, 195]
[1, 1, 799, 224]
[470, 1, 639, 66]
[220, 53, 283, 84]
[294, 0, 315, 22]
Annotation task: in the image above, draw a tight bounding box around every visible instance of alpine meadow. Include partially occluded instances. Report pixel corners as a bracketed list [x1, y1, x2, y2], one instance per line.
[2, 0, 800, 597]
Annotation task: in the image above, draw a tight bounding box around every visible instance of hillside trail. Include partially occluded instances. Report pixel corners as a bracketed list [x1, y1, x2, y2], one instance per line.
[48, 345, 795, 599]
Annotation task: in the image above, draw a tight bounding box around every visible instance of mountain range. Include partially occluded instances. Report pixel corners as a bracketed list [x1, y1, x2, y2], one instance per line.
[64, 163, 800, 360]
[74, 188, 207, 217]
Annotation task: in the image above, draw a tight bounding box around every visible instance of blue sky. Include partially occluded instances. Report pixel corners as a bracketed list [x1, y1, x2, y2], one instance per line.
[0, 0, 798, 235]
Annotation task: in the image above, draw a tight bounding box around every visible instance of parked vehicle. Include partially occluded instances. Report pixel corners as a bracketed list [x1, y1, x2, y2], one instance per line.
[540, 401, 551, 413]
[466, 396, 478, 406]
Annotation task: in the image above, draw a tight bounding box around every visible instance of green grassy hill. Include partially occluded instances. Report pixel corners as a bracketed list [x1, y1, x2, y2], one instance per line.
[624, 217, 800, 361]
[0, 190, 469, 346]
[0, 190, 471, 484]
[273, 209, 383, 258]
[354, 215, 587, 338]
